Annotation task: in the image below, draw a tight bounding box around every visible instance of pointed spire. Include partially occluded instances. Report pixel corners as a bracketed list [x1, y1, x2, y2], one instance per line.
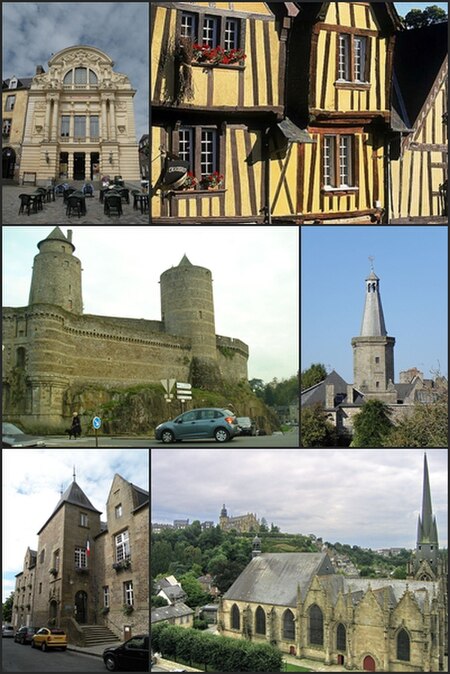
[73, 465, 76, 482]
[359, 263, 388, 336]
[178, 254, 193, 267]
[419, 453, 438, 543]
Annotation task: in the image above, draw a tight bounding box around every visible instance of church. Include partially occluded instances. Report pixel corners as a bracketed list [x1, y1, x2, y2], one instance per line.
[301, 264, 444, 439]
[12, 471, 148, 645]
[218, 454, 447, 672]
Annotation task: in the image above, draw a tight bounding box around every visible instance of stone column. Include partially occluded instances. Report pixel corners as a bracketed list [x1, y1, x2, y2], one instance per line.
[68, 153, 74, 180]
[69, 114, 74, 139]
[84, 153, 90, 181]
[52, 97, 59, 141]
[110, 99, 117, 140]
[101, 98, 108, 141]
[86, 113, 90, 142]
[44, 97, 52, 141]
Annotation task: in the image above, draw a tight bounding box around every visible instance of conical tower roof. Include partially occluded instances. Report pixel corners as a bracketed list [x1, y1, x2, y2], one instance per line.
[37, 479, 101, 535]
[37, 226, 75, 252]
[360, 268, 388, 336]
[178, 254, 193, 267]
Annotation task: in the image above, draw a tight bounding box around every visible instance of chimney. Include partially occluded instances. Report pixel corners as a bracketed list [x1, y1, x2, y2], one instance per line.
[325, 383, 334, 409]
[67, 229, 73, 243]
[35, 65, 45, 75]
[347, 385, 354, 404]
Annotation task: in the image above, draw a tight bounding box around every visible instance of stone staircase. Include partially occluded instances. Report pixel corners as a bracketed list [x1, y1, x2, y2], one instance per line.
[79, 624, 120, 646]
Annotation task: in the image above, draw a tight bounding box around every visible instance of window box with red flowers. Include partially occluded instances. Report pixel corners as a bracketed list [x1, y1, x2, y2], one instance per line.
[200, 172, 224, 190]
[180, 172, 199, 190]
[192, 44, 246, 67]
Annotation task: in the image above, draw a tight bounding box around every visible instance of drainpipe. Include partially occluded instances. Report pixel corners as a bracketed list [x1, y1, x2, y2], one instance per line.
[264, 128, 272, 224]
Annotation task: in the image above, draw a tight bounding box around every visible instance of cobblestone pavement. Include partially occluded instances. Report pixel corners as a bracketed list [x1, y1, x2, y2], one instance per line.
[2, 183, 150, 224]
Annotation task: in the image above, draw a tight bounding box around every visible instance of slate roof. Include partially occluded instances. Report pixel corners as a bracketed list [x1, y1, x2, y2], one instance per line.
[301, 370, 364, 409]
[130, 483, 149, 511]
[37, 480, 101, 535]
[160, 585, 186, 603]
[223, 552, 334, 607]
[37, 227, 75, 252]
[392, 22, 448, 130]
[3, 77, 33, 90]
[151, 602, 193, 623]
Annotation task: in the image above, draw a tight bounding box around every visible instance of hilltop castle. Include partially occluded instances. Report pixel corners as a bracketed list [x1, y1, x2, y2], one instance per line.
[2, 227, 249, 429]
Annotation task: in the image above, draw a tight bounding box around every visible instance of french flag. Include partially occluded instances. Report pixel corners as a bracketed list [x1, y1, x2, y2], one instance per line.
[86, 539, 91, 556]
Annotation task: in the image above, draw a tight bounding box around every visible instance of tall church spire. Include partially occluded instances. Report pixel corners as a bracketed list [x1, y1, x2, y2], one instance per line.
[414, 453, 439, 578]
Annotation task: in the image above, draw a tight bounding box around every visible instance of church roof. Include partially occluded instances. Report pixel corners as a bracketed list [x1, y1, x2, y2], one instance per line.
[223, 552, 334, 607]
[37, 480, 101, 535]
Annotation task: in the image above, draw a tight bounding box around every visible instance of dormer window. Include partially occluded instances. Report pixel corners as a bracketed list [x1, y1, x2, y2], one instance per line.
[9, 77, 18, 89]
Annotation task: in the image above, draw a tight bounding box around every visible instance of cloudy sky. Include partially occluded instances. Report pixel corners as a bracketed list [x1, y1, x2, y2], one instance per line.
[152, 448, 448, 552]
[2, 226, 298, 383]
[2, 2, 148, 140]
[2, 448, 149, 602]
[301, 226, 447, 383]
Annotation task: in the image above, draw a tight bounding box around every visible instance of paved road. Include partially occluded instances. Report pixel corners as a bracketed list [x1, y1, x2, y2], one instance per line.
[2, 639, 105, 672]
[44, 431, 299, 448]
[2, 184, 149, 224]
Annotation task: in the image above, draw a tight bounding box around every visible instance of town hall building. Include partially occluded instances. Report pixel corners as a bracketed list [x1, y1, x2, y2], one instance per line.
[219, 454, 447, 671]
[12, 472, 149, 645]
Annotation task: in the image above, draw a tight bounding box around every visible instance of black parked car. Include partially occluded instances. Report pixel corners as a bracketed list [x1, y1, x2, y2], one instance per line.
[14, 626, 36, 645]
[103, 634, 149, 671]
[236, 416, 257, 436]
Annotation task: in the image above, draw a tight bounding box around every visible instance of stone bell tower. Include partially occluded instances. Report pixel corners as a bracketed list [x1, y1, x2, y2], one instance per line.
[28, 227, 83, 314]
[351, 263, 396, 401]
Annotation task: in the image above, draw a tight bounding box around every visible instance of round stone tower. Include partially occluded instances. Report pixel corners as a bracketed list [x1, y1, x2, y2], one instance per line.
[28, 227, 83, 314]
[160, 255, 217, 361]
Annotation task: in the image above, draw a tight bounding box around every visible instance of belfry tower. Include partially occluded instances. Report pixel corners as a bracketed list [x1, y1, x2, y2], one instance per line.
[412, 453, 440, 581]
[351, 264, 396, 401]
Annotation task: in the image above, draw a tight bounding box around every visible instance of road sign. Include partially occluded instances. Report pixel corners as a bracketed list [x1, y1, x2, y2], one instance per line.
[161, 378, 176, 393]
[164, 393, 174, 402]
[92, 416, 102, 430]
[176, 382, 192, 400]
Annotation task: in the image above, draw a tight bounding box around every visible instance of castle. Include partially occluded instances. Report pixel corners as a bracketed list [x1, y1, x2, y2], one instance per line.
[219, 454, 447, 672]
[2, 227, 249, 429]
[12, 472, 149, 646]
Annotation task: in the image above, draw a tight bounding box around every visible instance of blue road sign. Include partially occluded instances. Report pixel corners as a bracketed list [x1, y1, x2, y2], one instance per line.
[92, 416, 102, 430]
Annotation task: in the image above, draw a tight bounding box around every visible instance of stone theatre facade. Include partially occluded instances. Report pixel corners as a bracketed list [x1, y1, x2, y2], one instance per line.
[19, 45, 140, 182]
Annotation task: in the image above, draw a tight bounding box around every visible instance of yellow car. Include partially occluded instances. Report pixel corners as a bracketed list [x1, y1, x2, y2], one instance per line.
[31, 627, 67, 651]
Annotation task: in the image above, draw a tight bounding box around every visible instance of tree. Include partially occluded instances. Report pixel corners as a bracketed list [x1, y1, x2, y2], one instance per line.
[151, 595, 170, 608]
[301, 363, 327, 391]
[2, 592, 14, 623]
[351, 399, 393, 447]
[403, 5, 447, 29]
[301, 403, 337, 447]
[385, 392, 448, 447]
[392, 566, 407, 579]
[179, 572, 210, 608]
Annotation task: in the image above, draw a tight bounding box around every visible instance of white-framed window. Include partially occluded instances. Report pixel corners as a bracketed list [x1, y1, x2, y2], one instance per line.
[200, 129, 217, 177]
[179, 127, 194, 168]
[338, 34, 350, 81]
[2, 119, 12, 136]
[9, 77, 18, 89]
[323, 134, 355, 189]
[75, 547, 87, 568]
[115, 503, 123, 519]
[5, 95, 15, 112]
[115, 531, 130, 562]
[354, 36, 367, 82]
[124, 581, 134, 606]
[224, 18, 239, 50]
[80, 513, 88, 527]
[202, 15, 219, 47]
[180, 11, 197, 39]
[103, 586, 110, 608]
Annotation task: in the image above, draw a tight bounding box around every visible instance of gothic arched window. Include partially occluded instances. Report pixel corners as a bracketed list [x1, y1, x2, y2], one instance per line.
[336, 623, 346, 651]
[283, 609, 295, 640]
[255, 606, 266, 635]
[231, 603, 240, 630]
[309, 604, 323, 645]
[397, 628, 410, 661]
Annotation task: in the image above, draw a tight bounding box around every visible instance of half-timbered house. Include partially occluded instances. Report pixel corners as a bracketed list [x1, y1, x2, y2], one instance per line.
[151, 1, 313, 223]
[389, 22, 448, 223]
[281, 2, 402, 223]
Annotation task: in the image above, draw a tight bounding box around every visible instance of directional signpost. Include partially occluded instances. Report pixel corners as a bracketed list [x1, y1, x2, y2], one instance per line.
[92, 416, 102, 447]
[176, 382, 192, 412]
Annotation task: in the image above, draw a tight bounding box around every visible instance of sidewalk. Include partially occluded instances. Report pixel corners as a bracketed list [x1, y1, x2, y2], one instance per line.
[67, 639, 123, 658]
[2, 183, 149, 224]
